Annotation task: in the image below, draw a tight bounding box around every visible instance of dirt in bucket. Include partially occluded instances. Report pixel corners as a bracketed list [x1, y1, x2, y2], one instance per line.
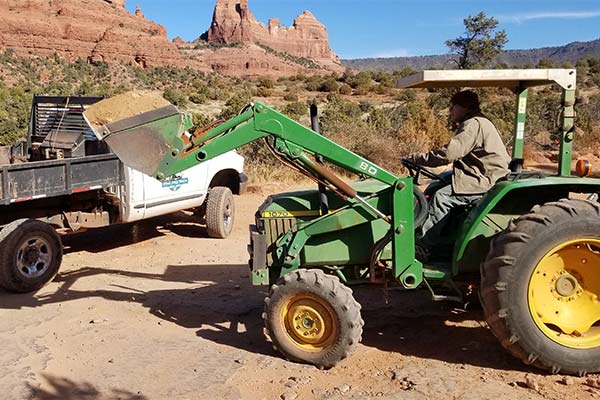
[84, 90, 171, 129]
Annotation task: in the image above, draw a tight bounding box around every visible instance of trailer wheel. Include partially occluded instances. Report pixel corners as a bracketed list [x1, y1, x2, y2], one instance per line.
[0, 219, 63, 293]
[480, 199, 600, 375]
[205, 186, 234, 238]
[263, 269, 363, 368]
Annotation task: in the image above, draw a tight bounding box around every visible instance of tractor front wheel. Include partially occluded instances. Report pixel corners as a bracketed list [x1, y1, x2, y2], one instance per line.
[263, 269, 363, 368]
[480, 199, 600, 375]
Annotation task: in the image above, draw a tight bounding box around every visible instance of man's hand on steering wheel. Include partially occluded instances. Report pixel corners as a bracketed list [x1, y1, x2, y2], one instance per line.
[402, 158, 449, 183]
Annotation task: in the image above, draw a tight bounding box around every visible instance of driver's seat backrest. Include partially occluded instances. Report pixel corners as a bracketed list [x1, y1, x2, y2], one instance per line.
[508, 158, 524, 173]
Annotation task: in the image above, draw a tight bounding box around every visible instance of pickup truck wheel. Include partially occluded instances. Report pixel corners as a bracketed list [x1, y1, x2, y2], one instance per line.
[263, 269, 363, 369]
[206, 186, 234, 238]
[0, 219, 63, 293]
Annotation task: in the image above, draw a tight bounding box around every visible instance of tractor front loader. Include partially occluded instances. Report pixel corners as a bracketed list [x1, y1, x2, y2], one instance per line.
[94, 69, 600, 375]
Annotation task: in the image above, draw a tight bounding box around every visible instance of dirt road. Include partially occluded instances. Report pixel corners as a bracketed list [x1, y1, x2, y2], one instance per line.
[1, 188, 599, 400]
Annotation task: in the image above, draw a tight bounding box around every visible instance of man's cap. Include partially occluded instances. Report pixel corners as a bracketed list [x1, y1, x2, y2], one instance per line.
[451, 90, 480, 110]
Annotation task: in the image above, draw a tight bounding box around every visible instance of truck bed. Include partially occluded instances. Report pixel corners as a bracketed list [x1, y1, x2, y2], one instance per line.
[0, 153, 123, 205]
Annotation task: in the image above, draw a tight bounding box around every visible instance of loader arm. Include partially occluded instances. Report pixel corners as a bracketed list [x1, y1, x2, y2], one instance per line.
[101, 102, 399, 220]
[156, 103, 397, 193]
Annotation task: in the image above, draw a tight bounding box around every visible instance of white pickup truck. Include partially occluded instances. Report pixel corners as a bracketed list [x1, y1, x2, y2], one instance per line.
[0, 96, 247, 293]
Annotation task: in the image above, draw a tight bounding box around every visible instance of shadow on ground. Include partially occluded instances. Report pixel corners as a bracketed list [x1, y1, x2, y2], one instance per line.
[61, 211, 210, 255]
[1, 263, 273, 358]
[1, 262, 528, 373]
[353, 287, 528, 373]
[28, 373, 147, 400]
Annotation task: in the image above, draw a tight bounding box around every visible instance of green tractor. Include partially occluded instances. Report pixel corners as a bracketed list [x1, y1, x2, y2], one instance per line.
[95, 69, 600, 375]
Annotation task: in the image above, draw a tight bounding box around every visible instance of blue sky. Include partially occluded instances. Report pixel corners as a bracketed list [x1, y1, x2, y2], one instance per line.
[126, 0, 600, 59]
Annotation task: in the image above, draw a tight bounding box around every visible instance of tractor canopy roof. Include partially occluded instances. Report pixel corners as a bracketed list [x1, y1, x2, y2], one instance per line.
[397, 69, 576, 91]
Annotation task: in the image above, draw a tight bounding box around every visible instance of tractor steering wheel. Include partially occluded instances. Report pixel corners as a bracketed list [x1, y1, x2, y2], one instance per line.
[402, 158, 449, 184]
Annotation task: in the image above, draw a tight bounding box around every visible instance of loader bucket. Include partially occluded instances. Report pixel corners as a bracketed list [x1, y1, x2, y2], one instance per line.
[84, 96, 193, 177]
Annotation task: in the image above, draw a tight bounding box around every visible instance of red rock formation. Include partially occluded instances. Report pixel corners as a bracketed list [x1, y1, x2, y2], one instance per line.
[0, 0, 194, 69]
[207, 0, 342, 73]
[105, 0, 126, 7]
[184, 43, 333, 78]
[0, 0, 341, 77]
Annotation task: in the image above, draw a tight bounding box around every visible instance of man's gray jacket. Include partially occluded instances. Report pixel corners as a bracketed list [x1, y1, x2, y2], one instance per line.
[410, 112, 511, 195]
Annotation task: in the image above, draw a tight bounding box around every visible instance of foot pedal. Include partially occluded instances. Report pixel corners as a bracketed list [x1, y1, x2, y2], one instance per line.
[423, 278, 463, 303]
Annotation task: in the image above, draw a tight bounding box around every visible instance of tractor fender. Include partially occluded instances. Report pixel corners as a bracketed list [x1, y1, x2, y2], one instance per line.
[452, 176, 600, 275]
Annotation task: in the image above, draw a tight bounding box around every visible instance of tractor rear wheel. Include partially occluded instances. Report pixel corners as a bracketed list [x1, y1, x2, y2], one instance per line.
[480, 199, 600, 375]
[263, 269, 363, 368]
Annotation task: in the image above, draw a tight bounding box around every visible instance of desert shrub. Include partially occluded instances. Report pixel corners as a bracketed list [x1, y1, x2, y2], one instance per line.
[344, 71, 372, 89]
[218, 93, 251, 119]
[392, 67, 417, 80]
[318, 78, 340, 93]
[358, 101, 373, 113]
[367, 108, 393, 131]
[537, 58, 556, 68]
[338, 83, 352, 95]
[575, 93, 600, 152]
[189, 92, 208, 104]
[396, 89, 416, 103]
[372, 72, 395, 88]
[256, 87, 273, 97]
[398, 101, 451, 156]
[191, 112, 212, 130]
[304, 76, 322, 92]
[374, 84, 390, 95]
[283, 92, 299, 102]
[257, 78, 275, 89]
[353, 84, 374, 96]
[163, 88, 187, 106]
[0, 84, 31, 145]
[282, 101, 309, 121]
[320, 98, 363, 134]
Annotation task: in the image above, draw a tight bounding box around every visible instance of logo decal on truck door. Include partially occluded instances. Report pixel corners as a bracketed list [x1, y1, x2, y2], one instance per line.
[162, 176, 189, 191]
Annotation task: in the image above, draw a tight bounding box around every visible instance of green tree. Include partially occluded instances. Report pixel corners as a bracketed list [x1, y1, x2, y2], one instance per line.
[446, 12, 508, 69]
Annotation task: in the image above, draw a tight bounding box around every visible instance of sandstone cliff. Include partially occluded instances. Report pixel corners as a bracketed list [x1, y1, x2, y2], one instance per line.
[0, 0, 342, 77]
[206, 0, 342, 72]
[181, 42, 332, 78]
[0, 0, 193, 69]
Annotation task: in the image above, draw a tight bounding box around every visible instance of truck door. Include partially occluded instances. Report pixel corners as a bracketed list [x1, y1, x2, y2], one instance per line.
[141, 163, 208, 218]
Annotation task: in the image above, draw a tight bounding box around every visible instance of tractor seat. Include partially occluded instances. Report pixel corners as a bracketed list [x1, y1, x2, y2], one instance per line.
[508, 158, 524, 173]
[501, 158, 546, 182]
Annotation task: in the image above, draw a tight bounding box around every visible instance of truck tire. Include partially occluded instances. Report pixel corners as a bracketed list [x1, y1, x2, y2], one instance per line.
[206, 186, 234, 238]
[263, 269, 363, 368]
[0, 219, 63, 293]
[480, 199, 600, 375]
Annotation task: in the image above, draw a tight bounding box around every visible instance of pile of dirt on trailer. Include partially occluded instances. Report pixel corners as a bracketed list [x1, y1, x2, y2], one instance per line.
[84, 90, 171, 129]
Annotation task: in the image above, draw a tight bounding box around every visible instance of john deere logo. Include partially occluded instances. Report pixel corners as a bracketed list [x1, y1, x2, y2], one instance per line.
[162, 176, 189, 192]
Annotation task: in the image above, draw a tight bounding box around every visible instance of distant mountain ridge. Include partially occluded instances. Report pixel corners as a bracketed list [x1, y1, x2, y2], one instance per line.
[343, 38, 600, 71]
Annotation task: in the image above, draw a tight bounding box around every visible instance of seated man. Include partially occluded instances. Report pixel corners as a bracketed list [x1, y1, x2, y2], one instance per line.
[407, 90, 510, 260]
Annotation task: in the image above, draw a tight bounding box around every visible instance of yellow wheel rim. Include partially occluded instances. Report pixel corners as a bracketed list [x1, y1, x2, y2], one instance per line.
[528, 239, 600, 348]
[282, 293, 337, 351]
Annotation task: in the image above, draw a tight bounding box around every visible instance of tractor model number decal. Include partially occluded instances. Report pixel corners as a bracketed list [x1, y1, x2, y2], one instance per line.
[261, 209, 338, 218]
[162, 177, 189, 192]
[359, 161, 378, 176]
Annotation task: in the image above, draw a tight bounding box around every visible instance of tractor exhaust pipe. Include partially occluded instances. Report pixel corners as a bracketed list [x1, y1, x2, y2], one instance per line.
[311, 104, 329, 215]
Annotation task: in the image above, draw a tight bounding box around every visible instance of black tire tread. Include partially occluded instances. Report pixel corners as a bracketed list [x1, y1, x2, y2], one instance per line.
[205, 186, 234, 239]
[481, 198, 600, 375]
[0, 219, 63, 293]
[263, 268, 363, 368]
